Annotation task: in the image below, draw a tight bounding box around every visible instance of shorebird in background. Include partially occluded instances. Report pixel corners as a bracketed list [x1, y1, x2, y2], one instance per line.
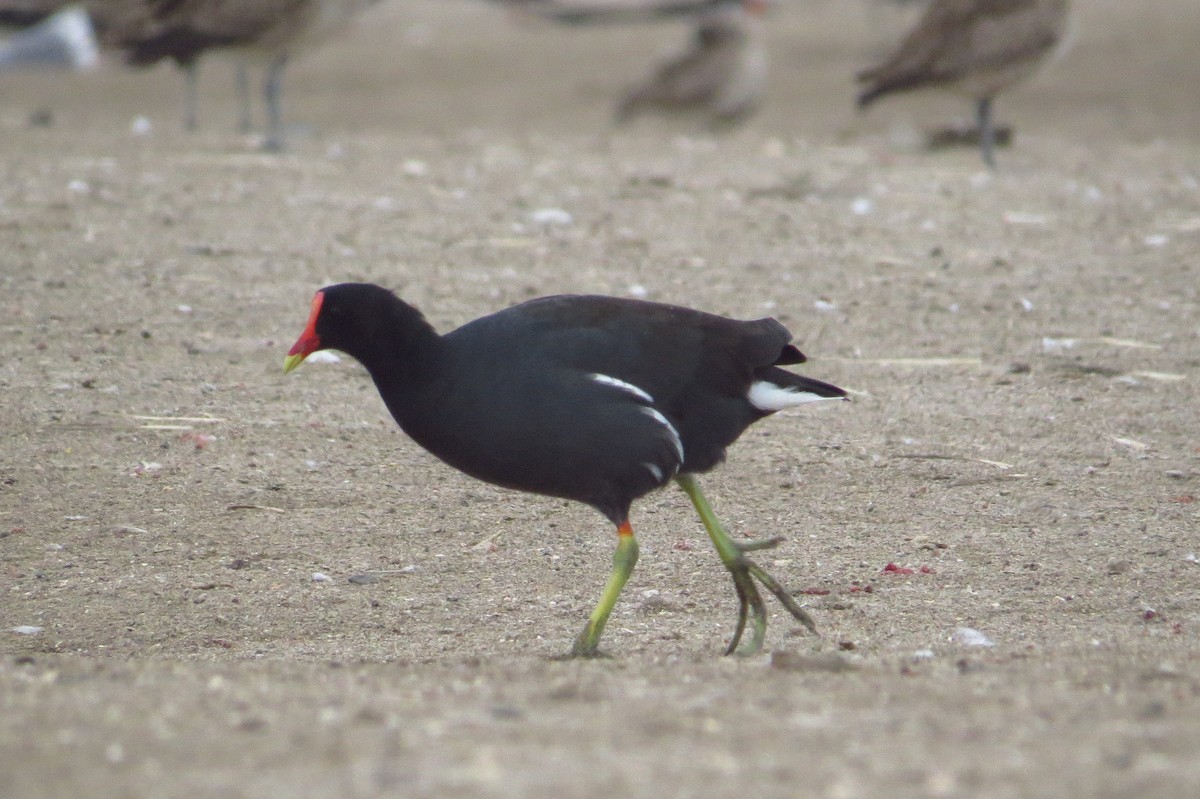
[0, 0, 380, 149]
[118, 0, 381, 150]
[856, 0, 1072, 166]
[1, 2, 199, 123]
[490, 0, 739, 26]
[615, 0, 768, 127]
[486, 0, 767, 127]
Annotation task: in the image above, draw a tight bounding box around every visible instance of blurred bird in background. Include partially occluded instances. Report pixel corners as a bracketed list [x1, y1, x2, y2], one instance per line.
[0, 4, 98, 72]
[0, 0, 381, 149]
[119, 0, 382, 150]
[615, 0, 767, 127]
[488, 0, 769, 127]
[857, 0, 1072, 166]
[490, 0, 741, 26]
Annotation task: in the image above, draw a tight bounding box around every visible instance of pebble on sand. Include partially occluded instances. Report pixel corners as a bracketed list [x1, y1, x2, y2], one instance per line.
[951, 627, 995, 647]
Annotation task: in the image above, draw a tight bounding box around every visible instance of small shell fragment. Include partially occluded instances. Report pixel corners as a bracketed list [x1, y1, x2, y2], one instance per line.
[951, 627, 994, 647]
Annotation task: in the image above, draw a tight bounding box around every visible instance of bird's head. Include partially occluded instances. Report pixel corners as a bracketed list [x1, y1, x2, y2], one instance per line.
[283, 283, 422, 374]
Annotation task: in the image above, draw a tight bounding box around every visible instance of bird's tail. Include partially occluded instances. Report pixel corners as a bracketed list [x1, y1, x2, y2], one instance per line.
[748, 367, 848, 412]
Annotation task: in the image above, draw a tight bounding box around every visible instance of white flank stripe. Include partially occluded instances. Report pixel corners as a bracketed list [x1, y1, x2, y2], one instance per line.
[590, 373, 654, 404]
[748, 380, 839, 412]
[641, 407, 685, 464]
[642, 462, 664, 483]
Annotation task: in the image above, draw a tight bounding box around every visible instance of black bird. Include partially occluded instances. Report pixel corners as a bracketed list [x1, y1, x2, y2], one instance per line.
[284, 283, 848, 657]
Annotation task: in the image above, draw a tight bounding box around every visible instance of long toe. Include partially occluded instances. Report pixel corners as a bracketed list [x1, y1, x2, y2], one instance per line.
[725, 538, 817, 655]
[675, 474, 821, 656]
[746, 561, 818, 635]
[724, 565, 765, 655]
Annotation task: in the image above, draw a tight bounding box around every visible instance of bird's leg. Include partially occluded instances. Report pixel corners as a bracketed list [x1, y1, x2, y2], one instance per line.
[675, 473, 817, 656]
[977, 96, 996, 168]
[236, 63, 252, 134]
[570, 520, 639, 658]
[182, 61, 198, 132]
[262, 54, 288, 152]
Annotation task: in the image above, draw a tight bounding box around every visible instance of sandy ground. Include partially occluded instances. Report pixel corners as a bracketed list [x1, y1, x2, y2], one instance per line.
[2, 1, 1199, 796]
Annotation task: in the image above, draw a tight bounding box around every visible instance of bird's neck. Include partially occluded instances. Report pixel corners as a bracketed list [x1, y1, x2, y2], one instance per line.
[360, 306, 440, 378]
[353, 302, 445, 425]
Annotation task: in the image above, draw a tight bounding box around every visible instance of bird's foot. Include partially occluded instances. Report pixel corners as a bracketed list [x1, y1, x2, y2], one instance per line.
[674, 473, 818, 657]
[721, 535, 818, 656]
[560, 622, 613, 660]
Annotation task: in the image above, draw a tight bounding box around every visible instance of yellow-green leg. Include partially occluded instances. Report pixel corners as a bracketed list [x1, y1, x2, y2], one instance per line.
[675, 473, 817, 655]
[571, 520, 639, 657]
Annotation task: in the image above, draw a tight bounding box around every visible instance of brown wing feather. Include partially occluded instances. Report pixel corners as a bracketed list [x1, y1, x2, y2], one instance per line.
[857, 0, 1069, 105]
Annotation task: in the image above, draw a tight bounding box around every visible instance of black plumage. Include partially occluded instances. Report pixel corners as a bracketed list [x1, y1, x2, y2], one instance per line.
[285, 283, 848, 656]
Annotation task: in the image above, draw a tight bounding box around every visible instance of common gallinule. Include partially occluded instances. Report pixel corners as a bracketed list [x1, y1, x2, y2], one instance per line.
[284, 283, 848, 656]
[857, 0, 1072, 167]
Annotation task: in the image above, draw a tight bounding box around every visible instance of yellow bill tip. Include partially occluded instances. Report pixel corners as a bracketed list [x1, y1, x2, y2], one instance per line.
[283, 353, 306, 374]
